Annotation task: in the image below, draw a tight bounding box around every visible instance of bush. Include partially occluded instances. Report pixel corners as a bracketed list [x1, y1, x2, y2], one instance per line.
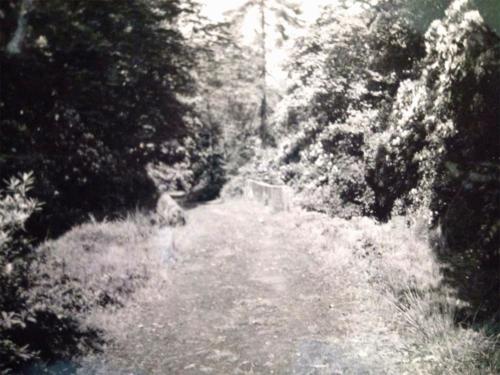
[310, 213, 499, 373]
[0, 0, 196, 238]
[379, 0, 500, 320]
[277, 123, 375, 217]
[1, 173, 40, 369]
[0, 173, 101, 373]
[266, 0, 499, 321]
[220, 176, 247, 199]
[2, 205, 172, 373]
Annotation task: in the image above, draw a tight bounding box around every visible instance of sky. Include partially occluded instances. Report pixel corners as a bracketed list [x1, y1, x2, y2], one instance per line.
[200, 0, 332, 23]
[199, 0, 335, 88]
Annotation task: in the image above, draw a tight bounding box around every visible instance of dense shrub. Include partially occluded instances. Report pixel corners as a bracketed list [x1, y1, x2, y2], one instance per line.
[0, 0, 197, 237]
[0, 174, 101, 372]
[292, 211, 498, 373]
[187, 120, 227, 201]
[1, 173, 171, 372]
[259, 0, 499, 320]
[267, 1, 431, 217]
[379, 0, 500, 319]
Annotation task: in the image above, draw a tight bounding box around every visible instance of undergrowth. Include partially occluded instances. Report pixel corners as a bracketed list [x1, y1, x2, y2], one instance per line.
[36, 211, 168, 311]
[1, 174, 103, 373]
[1, 193, 172, 373]
[296, 211, 499, 374]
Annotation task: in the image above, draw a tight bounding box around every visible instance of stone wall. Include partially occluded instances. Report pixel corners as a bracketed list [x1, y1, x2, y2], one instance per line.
[246, 179, 292, 212]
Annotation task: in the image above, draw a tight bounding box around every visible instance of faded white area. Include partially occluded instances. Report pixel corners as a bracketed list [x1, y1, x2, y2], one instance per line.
[200, 0, 336, 24]
[200, 0, 340, 88]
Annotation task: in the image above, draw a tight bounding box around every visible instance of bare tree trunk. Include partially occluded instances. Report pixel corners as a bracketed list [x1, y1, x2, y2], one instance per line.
[258, 0, 269, 146]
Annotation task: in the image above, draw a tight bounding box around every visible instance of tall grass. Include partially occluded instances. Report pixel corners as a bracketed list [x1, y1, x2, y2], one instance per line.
[16, 209, 176, 373]
[296, 212, 499, 374]
[38, 210, 170, 310]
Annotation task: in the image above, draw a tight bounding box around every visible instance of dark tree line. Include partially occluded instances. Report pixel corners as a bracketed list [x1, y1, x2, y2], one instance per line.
[0, 0, 243, 370]
[1, 0, 202, 237]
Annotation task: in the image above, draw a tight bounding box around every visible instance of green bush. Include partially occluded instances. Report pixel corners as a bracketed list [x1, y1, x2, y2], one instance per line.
[261, 0, 499, 321]
[0, 173, 101, 373]
[380, 0, 500, 320]
[0, 0, 196, 238]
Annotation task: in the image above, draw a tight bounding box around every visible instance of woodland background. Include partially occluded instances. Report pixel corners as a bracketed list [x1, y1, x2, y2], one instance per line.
[0, 0, 498, 372]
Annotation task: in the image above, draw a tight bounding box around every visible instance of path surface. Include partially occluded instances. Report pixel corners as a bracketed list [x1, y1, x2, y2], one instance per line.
[92, 199, 371, 374]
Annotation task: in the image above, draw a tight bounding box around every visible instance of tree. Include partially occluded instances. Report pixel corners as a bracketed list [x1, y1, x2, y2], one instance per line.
[228, 0, 303, 146]
[196, 28, 261, 173]
[269, 0, 432, 216]
[380, 0, 500, 319]
[0, 0, 197, 236]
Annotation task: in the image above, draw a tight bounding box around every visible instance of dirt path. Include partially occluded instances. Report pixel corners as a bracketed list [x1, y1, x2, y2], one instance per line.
[89, 199, 371, 374]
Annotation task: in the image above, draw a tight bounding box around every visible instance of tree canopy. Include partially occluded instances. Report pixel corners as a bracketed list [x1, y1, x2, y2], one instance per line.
[1, 0, 200, 235]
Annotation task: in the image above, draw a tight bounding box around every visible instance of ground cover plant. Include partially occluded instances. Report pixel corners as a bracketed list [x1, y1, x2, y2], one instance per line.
[0, 173, 100, 372]
[293, 210, 499, 373]
[0, 173, 178, 372]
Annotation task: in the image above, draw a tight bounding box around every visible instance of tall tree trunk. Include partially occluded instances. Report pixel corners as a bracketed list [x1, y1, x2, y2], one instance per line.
[258, 0, 269, 146]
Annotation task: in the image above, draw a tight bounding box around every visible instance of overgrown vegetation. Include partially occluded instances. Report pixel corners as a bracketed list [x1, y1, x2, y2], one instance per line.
[231, 0, 499, 370]
[244, 0, 499, 323]
[1, 174, 175, 372]
[0, 173, 102, 372]
[296, 212, 499, 373]
[0, 0, 230, 238]
[0, 0, 199, 370]
[1, 0, 498, 372]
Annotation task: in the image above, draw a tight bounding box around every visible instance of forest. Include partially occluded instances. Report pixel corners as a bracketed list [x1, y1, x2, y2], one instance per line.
[0, 0, 499, 373]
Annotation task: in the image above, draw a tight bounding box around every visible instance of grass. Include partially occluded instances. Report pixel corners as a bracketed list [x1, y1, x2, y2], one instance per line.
[26, 209, 174, 375]
[4, 208, 173, 373]
[293, 211, 499, 374]
[28, 200, 498, 373]
[38, 211, 170, 311]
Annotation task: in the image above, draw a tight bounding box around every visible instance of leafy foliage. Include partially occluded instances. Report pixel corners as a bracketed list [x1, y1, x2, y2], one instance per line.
[0, 0, 229, 370]
[271, 0, 428, 216]
[0, 174, 101, 372]
[0, 0, 196, 236]
[380, 0, 500, 319]
[262, 0, 499, 319]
